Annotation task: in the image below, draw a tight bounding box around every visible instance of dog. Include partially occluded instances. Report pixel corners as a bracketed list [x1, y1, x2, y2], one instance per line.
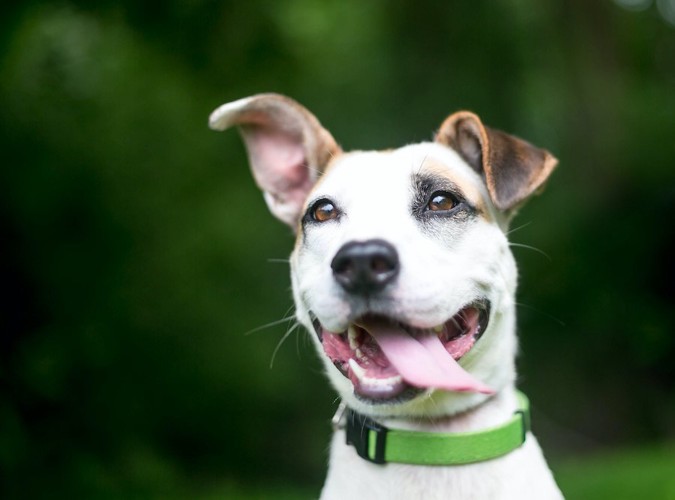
[209, 93, 564, 499]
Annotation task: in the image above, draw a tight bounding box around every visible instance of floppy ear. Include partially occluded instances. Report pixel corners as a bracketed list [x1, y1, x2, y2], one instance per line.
[435, 111, 557, 212]
[209, 93, 341, 228]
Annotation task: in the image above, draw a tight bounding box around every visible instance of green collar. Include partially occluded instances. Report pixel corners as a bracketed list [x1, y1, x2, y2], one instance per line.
[339, 391, 530, 465]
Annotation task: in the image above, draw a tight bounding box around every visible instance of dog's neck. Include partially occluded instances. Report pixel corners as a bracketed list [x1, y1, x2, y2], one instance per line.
[334, 386, 529, 467]
[355, 385, 520, 435]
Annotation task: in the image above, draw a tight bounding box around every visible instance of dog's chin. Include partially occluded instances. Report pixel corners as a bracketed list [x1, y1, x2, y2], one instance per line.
[311, 301, 490, 405]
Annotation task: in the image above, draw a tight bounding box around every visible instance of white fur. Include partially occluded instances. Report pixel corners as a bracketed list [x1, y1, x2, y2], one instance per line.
[289, 144, 563, 499]
[322, 391, 559, 499]
[211, 94, 563, 499]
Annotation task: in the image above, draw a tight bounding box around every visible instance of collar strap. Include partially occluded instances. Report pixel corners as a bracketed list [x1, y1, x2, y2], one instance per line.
[344, 391, 530, 465]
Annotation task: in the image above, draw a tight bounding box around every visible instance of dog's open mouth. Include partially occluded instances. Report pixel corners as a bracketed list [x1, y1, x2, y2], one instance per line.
[313, 303, 493, 401]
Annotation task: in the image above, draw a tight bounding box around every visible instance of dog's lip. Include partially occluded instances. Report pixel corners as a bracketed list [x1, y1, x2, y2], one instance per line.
[312, 301, 490, 401]
[311, 301, 490, 344]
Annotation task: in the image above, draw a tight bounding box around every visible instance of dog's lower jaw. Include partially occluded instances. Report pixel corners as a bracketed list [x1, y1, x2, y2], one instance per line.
[298, 302, 518, 419]
[320, 385, 564, 500]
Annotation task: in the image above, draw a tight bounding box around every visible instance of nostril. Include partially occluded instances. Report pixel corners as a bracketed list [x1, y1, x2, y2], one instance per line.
[331, 239, 400, 293]
[332, 259, 353, 278]
[371, 256, 395, 274]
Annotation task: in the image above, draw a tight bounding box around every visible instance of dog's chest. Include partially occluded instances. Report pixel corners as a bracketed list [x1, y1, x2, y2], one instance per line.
[320, 430, 561, 500]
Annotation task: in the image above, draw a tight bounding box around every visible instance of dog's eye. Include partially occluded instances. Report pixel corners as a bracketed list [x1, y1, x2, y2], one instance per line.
[311, 199, 339, 222]
[427, 192, 457, 212]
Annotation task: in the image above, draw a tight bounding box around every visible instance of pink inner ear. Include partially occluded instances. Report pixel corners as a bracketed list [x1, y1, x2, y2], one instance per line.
[242, 125, 314, 212]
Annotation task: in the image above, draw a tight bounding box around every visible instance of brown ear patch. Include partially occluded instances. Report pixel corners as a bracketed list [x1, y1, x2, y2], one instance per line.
[436, 111, 558, 211]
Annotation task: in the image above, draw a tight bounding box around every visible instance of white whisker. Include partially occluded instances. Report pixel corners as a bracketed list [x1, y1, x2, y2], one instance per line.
[515, 302, 566, 326]
[267, 258, 290, 264]
[509, 242, 551, 261]
[303, 161, 323, 176]
[506, 221, 532, 236]
[414, 154, 429, 176]
[244, 305, 296, 336]
[270, 321, 301, 368]
[448, 316, 462, 331]
[243, 316, 293, 336]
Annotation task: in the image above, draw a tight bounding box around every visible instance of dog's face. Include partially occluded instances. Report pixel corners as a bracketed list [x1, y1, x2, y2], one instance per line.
[210, 94, 557, 418]
[291, 144, 517, 417]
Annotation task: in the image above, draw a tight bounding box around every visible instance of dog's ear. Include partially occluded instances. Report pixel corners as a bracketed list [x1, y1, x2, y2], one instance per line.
[435, 111, 557, 212]
[209, 93, 341, 228]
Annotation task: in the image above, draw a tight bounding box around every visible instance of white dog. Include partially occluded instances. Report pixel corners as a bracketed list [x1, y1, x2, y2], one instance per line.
[210, 94, 564, 499]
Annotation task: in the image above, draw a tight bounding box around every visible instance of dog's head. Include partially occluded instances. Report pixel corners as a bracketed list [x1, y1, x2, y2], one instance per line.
[211, 94, 557, 418]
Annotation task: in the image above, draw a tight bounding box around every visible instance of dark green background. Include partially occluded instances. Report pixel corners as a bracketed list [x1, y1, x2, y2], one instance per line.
[1, 1, 674, 498]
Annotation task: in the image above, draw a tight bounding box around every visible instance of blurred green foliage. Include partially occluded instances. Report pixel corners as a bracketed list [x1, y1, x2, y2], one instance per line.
[0, 0, 673, 497]
[555, 444, 675, 499]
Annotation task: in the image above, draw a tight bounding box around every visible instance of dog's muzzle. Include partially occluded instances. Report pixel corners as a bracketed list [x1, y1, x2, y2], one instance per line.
[315, 239, 494, 402]
[313, 302, 493, 402]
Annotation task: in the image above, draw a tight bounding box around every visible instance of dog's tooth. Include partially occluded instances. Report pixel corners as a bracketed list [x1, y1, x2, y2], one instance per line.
[348, 358, 365, 380]
[363, 374, 403, 388]
[349, 358, 402, 388]
[379, 374, 403, 386]
[348, 325, 359, 350]
[355, 348, 366, 360]
[433, 324, 444, 333]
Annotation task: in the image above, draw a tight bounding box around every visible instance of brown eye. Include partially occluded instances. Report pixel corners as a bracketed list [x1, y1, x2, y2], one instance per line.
[311, 199, 339, 222]
[427, 192, 456, 212]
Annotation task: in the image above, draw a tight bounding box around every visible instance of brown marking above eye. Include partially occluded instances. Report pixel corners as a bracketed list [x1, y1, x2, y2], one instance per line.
[427, 192, 457, 212]
[312, 199, 339, 222]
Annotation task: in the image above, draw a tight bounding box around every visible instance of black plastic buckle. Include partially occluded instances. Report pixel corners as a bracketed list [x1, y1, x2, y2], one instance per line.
[345, 409, 388, 464]
[514, 407, 531, 444]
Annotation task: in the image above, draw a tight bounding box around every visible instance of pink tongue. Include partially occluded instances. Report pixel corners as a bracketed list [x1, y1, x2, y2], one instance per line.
[359, 318, 494, 394]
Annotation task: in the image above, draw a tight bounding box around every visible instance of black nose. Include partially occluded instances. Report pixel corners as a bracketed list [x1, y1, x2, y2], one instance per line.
[331, 239, 400, 294]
